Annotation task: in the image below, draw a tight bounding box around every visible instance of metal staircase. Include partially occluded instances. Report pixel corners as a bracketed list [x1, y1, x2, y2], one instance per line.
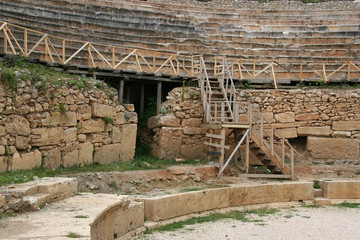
[198, 56, 297, 180]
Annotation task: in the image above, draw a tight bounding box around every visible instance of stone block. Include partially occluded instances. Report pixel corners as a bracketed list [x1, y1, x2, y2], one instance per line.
[94, 144, 122, 165]
[118, 124, 137, 162]
[79, 142, 93, 166]
[153, 127, 183, 159]
[323, 180, 360, 199]
[12, 150, 42, 171]
[5, 115, 30, 136]
[275, 112, 295, 123]
[332, 131, 352, 138]
[44, 148, 61, 169]
[63, 150, 79, 167]
[0, 156, 7, 172]
[332, 121, 360, 131]
[15, 136, 30, 150]
[124, 104, 135, 112]
[295, 113, 319, 121]
[272, 123, 296, 129]
[42, 112, 77, 127]
[148, 114, 180, 129]
[276, 128, 298, 139]
[0, 126, 5, 136]
[77, 134, 87, 142]
[183, 128, 207, 135]
[77, 119, 105, 134]
[181, 118, 202, 128]
[297, 126, 332, 136]
[114, 112, 126, 125]
[31, 128, 65, 146]
[111, 126, 121, 143]
[65, 128, 77, 143]
[307, 137, 359, 160]
[0, 146, 5, 155]
[91, 102, 116, 118]
[77, 104, 91, 120]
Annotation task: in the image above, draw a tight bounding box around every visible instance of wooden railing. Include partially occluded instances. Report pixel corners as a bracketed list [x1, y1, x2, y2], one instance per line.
[198, 57, 213, 123]
[215, 57, 360, 88]
[0, 21, 199, 78]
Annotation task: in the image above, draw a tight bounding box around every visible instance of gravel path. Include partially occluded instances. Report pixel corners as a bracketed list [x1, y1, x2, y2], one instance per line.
[140, 206, 360, 240]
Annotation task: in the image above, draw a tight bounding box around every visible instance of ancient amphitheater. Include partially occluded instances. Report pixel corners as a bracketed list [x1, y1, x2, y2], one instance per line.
[0, 0, 360, 239]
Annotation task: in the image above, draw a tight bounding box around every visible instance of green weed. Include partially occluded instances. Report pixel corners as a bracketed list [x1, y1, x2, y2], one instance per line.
[180, 188, 204, 192]
[335, 202, 360, 208]
[74, 215, 89, 219]
[67, 232, 80, 238]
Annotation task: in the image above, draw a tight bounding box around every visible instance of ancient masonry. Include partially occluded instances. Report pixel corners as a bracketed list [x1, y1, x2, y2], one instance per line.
[0, 80, 137, 172]
[149, 87, 360, 161]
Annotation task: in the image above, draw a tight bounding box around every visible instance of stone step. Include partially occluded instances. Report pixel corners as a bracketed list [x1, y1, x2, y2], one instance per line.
[314, 197, 331, 205]
[0, 177, 77, 214]
[314, 188, 324, 198]
[0, 193, 144, 240]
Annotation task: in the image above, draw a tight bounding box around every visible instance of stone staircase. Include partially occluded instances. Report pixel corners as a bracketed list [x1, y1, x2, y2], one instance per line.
[198, 57, 296, 179]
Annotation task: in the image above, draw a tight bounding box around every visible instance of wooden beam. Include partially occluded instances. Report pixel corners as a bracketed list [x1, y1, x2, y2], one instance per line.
[204, 141, 230, 150]
[64, 42, 89, 65]
[205, 133, 225, 140]
[118, 79, 124, 101]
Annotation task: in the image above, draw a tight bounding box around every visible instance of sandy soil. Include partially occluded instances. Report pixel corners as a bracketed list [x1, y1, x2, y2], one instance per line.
[140, 206, 360, 240]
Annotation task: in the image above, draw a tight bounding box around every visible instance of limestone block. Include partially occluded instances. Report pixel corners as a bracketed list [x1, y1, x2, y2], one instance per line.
[5, 115, 30, 136]
[94, 144, 122, 164]
[124, 104, 135, 112]
[12, 150, 41, 171]
[44, 148, 61, 169]
[15, 136, 30, 150]
[91, 102, 116, 118]
[181, 118, 202, 128]
[42, 112, 77, 127]
[77, 134, 86, 142]
[322, 180, 360, 199]
[111, 126, 121, 143]
[276, 128, 298, 139]
[0, 156, 8, 172]
[63, 150, 79, 167]
[307, 137, 359, 160]
[116, 111, 138, 124]
[332, 131, 352, 138]
[154, 127, 183, 159]
[275, 112, 295, 123]
[31, 128, 65, 146]
[148, 114, 180, 129]
[114, 112, 126, 125]
[118, 124, 137, 162]
[79, 142, 93, 166]
[272, 123, 296, 129]
[183, 128, 207, 135]
[295, 113, 319, 121]
[77, 119, 105, 134]
[65, 128, 77, 143]
[0, 146, 5, 155]
[297, 126, 332, 136]
[0, 126, 5, 136]
[129, 112, 138, 124]
[77, 104, 91, 120]
[332, 121, 360, 131]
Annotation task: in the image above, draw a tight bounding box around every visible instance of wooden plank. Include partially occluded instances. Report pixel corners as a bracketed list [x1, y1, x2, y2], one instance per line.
[27, 34, 47, 57]
[206, 133, 225, 140]
[204, 141, 230, 150]
[6, 26, 24, 55]
[222, 124, 249, 129]
[114, 49, 137, 69]
[206, 150, 221, 156]
[241, 174, 292, 179]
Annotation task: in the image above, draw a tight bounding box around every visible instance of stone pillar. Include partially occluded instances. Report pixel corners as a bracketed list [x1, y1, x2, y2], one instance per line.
[118, 79, 124, 101]
[156, 81, 162, 114]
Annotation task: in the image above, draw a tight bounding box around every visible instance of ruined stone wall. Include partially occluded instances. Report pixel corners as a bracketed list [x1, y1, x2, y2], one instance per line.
[0, 81, 137, 172]
[148, 87, 360, 161]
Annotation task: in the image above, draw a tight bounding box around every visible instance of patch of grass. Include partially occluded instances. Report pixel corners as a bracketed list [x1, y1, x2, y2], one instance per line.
[312, 161, 320, 165]
[0, 153, 206, 187]
[67, 232, 80, 238]
[107, 181, 118, 191]
[284, 214, 293, 219]
[102, 116, 114, 125]
[245, 208, 278, 216]
[313, 180, 321, 189]
[144, 211, 252, 234]
[335, 202, 360, 209]
[180, 188, 204, 192]
[325, 161, 335, 165]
